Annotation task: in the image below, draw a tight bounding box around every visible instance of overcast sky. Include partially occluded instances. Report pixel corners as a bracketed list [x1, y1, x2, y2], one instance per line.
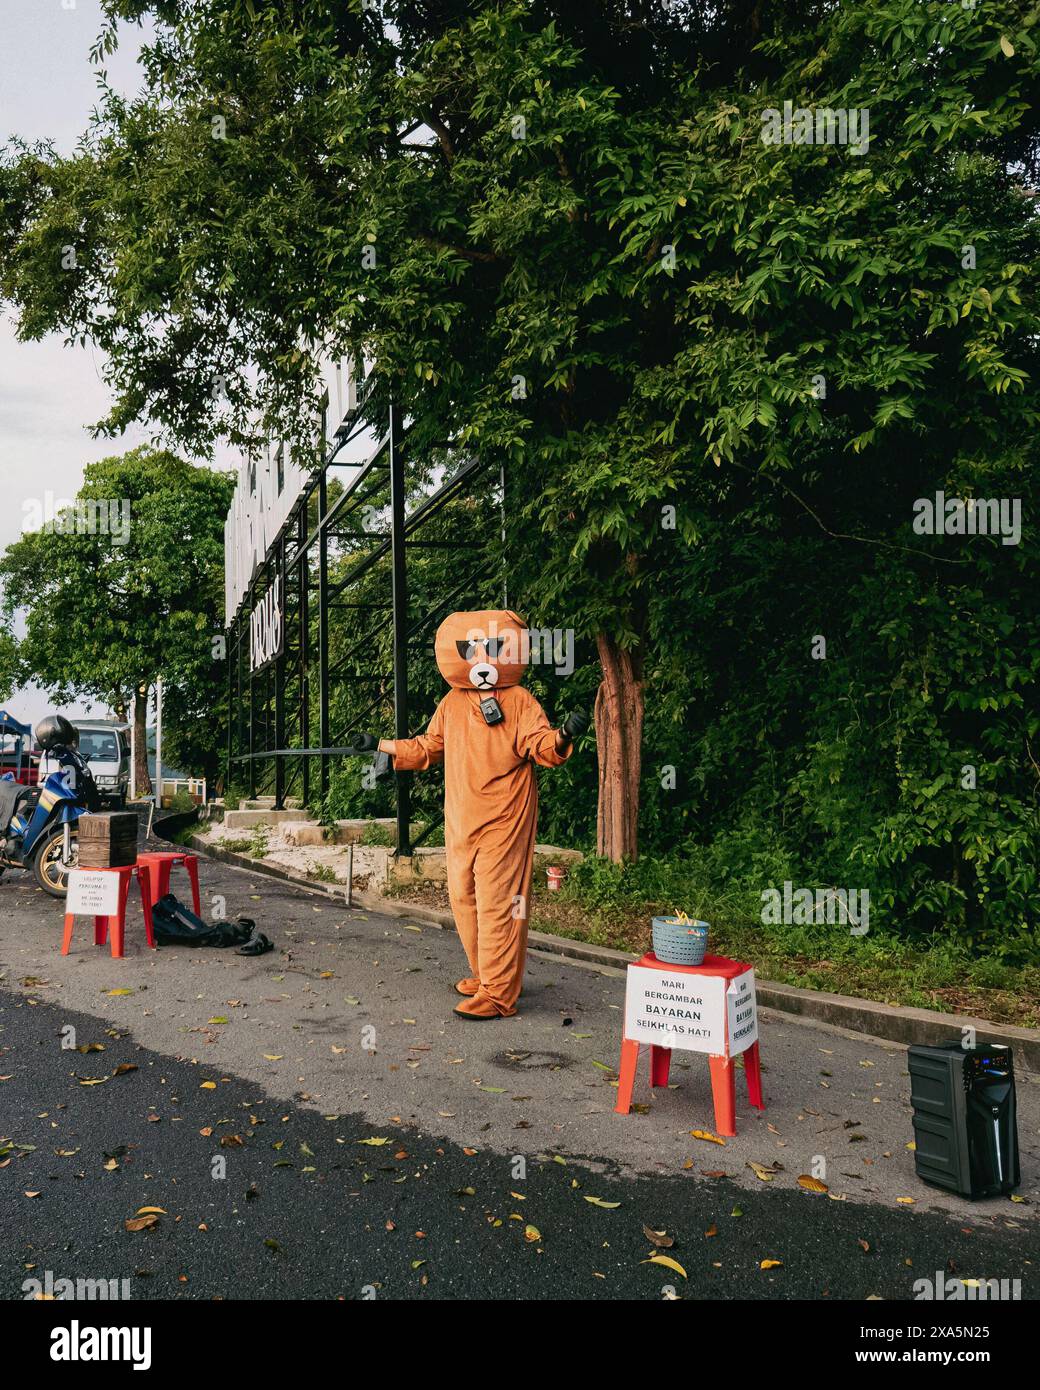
[1, 2, 188, 725]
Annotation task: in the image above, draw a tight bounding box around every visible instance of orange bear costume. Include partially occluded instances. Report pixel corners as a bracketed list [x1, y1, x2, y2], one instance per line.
[378, 611, 576, 1020]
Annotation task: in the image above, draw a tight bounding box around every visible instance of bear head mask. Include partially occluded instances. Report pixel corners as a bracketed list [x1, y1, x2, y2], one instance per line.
[434, 610, 529, 691]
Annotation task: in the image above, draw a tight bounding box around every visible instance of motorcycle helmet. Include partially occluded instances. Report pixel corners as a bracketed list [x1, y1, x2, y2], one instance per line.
[35, 714, 77, 751]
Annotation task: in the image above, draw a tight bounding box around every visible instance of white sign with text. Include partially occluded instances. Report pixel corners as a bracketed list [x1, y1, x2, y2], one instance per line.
[623, 965, 727, 1053]
[250, 573, 284, 673]
[726, 968, 758, 1056]
[67, 870, 121, 917]
[223, 353, 375, 625]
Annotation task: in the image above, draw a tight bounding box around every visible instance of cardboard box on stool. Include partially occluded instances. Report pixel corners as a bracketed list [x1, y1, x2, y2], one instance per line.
[77, 811, 139, 869]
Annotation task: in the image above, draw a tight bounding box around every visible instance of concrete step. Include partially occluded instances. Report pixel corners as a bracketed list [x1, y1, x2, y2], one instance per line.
[224, 808, 312, 829]
[278, 818, 424, 847]
[390, 847, 449, 883]
[389, 843, 583, 885]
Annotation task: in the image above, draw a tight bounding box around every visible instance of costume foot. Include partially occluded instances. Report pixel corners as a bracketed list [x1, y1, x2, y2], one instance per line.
[454, 990, 516, 1021]
[455, 977, 480, 997]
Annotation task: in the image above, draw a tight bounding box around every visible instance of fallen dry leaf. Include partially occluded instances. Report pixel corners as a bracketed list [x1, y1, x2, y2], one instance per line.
[642, 1254, 687, 1279]
[642, 1225, 674, 1249]
[124, 1215, 159, 1233]
[797, 1175, 829, 1194]
[747, 1160, 783, 1182]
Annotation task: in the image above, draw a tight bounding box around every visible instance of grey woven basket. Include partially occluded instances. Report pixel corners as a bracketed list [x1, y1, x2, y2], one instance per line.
[651, 916, 709, 966]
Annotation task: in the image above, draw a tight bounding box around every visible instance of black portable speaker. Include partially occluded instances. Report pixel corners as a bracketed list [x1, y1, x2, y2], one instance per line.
[907, 1041, 1019, 1199]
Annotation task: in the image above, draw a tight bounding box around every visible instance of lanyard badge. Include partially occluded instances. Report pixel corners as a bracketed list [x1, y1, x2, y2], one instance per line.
[479, 696, 505, 726]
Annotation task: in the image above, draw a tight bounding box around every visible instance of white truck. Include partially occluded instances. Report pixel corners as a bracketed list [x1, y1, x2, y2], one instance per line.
[38, 718, 131, 809]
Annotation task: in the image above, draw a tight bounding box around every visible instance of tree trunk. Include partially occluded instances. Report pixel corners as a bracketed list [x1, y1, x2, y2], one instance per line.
[133, 685, 152, 798]
[594, 632, 644, 862]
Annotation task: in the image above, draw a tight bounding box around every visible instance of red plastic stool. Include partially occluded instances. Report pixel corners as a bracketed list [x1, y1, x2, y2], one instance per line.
[135, 851, 202, 916]
[61, 863, 156, 960]
[614, 951, 765, 1137]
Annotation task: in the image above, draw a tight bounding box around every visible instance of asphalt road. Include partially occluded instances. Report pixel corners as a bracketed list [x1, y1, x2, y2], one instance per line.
[0, 840, 1037, 1302]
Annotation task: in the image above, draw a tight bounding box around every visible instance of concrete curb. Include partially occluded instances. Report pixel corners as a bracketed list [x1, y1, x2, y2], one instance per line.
[187, 835, 453, 923]
[751, 980, 1040, 1073]
[186, 835, 1040, 1072]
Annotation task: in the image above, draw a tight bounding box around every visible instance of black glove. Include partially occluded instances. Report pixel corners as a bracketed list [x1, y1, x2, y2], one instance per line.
[353, 732, 378, 752]
[561, 710, 589, 741]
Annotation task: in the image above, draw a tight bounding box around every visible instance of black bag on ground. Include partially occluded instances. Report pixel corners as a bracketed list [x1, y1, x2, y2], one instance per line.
[151, 894, 254, 948]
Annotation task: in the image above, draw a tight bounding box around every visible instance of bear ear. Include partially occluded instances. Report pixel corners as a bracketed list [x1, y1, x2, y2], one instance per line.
[504, 609, 526, 628]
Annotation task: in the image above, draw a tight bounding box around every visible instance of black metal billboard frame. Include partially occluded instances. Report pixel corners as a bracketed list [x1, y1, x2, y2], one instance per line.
[226, 380, 498, 856]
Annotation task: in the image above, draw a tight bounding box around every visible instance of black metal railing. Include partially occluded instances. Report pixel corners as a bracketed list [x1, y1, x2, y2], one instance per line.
[226, 380, 498, 855]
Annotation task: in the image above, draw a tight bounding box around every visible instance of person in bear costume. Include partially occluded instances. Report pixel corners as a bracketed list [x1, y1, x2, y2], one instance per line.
[360, 610, 586, 1020]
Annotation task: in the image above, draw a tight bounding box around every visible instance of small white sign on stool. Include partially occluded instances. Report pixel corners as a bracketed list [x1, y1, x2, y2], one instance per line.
[726, 968, 759, 1056]
[623, 963, 759, 1057]
[67, 870, 121, 917]
[623, 966, 727, 1052]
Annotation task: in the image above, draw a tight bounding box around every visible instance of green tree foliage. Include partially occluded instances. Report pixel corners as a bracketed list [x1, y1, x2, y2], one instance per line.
[1, 1, 1038, 940]
[0, 448, 234, 787]
[0, 625, 18, 702]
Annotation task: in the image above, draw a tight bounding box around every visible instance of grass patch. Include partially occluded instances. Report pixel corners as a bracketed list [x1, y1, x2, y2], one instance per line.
[213, 835, 253, 855]
[388, 853, 1040, 1030]
[162, 824, 199, 848]
[359, 823, 395, 847]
